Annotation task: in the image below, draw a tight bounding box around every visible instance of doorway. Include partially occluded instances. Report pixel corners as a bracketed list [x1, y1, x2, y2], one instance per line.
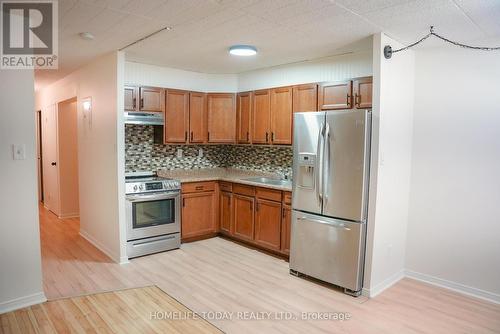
[40, 97, 80, 218]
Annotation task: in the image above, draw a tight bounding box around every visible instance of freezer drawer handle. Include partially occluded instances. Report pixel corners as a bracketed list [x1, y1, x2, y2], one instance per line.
[297, 217, 351, 230]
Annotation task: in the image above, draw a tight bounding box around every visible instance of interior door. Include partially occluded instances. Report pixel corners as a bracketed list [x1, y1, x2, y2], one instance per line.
[322, 110, 371, 222]
[292, 112, 324, 215]
[41, 104, 59, 215]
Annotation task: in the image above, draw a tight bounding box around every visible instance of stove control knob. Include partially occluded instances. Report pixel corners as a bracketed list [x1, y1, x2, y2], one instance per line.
[133, 185, 138, 191]
[139, 185, 144, 191]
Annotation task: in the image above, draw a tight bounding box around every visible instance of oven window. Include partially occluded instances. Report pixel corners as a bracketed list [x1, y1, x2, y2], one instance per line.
[132, 199, 175, 229]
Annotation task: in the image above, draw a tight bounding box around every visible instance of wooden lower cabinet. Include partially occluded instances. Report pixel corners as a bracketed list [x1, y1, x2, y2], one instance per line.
[181, 191, 216, 239]
[233, 194, 254, 241]
[281, 205, 291, 255]
[219, 191, 232, 235]
[254, 199, 282, 251]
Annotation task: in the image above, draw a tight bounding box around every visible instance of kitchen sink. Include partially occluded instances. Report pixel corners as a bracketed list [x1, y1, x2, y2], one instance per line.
[243, 177, 292, 187]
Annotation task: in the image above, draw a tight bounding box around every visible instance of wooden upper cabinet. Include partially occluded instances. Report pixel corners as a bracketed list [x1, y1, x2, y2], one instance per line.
[164, 89, 189, 143]
[252, 89, 271, 144]
[207, 93, 236, 143]
[124, 86, 138, 111]
[318, 80, 353, 110]
[237, 92, 252, 144]
[139, 86, 164, 112]
[254, 198, 282, 251]
[293, 83, 318, 113]
[233, 194, 254, 241]
[270, 86, 293, 145]
[353, 77, 373, 109]
[219, 191, 233, 235]
[189, 92, 207, 143]
[181, 191, 216, 239]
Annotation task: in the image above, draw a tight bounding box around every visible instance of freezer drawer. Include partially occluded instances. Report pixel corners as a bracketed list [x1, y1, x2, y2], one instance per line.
[289, 210, 365, 292]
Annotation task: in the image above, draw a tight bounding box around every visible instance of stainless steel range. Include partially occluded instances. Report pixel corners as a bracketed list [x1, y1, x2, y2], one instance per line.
[125, 172, 181, 258]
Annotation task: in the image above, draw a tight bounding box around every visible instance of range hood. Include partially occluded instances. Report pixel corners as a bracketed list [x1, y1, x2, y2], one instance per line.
[124, 112, 164, 125]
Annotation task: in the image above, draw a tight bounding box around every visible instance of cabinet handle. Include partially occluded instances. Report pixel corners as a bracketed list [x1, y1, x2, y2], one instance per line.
[246, 131, 249, 141]
[185, 131, 188, 141]
[182, 198, 185, 207]
[195, 186, 204, 190]
[271, 132, 274, 142]
[355, 93, 360, 107]
[190, 132, 193, 141]
[207, 132, 210, 141]
[346, 94, 351, 106]
[282, 208, 285, 218]
[133, 97, 136, 109]
[140, 98, 144, 109]
[265, 132, 269, 142]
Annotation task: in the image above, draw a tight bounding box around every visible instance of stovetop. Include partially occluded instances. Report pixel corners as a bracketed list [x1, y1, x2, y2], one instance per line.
[125, 171, 181, 194]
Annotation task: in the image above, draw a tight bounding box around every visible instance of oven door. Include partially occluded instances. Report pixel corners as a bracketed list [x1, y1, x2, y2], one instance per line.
[125, 191, 180, 241]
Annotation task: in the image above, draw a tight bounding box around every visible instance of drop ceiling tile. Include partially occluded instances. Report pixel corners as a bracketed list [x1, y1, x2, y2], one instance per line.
[454, 0, 500, 36]
[334, 0, 415, 14]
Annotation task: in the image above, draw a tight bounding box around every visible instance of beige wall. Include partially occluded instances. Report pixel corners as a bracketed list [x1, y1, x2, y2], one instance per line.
[363, 33, 415, 297]
[0, 70, 45, 312]
[58, 98, 79, 217]
[406, 45, 500, 303]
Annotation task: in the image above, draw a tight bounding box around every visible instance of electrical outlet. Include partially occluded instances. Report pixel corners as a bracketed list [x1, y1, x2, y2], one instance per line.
[198, 148, 203, 158]
[12, 144, 26, 160]
[176, 148, 183, 158]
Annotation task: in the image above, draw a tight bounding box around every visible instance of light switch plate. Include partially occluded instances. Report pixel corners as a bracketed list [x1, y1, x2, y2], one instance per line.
[176, 148, 183, 158]
[12, 144, 26, 160]
[198, 148, 203, 158]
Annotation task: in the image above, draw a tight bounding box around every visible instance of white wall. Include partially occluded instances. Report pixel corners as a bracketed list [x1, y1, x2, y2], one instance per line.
[405, 46, 500, 303]
[363, 33, 415, 297]
[238, 50, 372, 91]
[36, 52, 127, 264]
[125, 61, 238, 92]
[0, 70, 46, 313]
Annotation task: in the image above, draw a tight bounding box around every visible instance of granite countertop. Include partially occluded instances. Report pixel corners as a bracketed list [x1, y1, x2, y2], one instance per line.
[157, 168, 292, 191]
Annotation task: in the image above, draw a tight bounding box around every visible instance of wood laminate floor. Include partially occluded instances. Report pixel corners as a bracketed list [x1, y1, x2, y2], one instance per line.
[0, 286, 223, 334]
[34, 205, 500, 333]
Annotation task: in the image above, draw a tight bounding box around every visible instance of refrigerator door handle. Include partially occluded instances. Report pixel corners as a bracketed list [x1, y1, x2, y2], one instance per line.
[323, 123, 331, 208]
[297, 216, 351, 231]
[316, 122, 324, 203]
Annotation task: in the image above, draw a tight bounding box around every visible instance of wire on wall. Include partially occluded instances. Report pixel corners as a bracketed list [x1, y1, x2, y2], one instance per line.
[384, 26, 500, 59]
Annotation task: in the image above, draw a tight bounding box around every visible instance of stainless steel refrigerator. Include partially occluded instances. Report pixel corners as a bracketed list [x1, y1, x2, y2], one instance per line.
[290, 109, 371, 296]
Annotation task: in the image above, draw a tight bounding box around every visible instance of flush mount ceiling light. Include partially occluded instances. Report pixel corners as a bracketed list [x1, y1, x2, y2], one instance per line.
[79, 32, 95, 40]
[229, 45, 257, 56]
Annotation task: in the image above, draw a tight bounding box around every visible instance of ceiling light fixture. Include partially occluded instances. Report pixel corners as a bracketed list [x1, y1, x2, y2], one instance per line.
[229, 45, 257, 56]
[79, 32, 95, 41]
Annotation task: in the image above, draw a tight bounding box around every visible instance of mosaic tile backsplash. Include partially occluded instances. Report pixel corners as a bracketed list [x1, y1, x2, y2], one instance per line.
[125, 125, 293, 177]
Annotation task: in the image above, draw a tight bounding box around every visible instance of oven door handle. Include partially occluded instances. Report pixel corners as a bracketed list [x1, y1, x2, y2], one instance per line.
[126, 192, 179, 202]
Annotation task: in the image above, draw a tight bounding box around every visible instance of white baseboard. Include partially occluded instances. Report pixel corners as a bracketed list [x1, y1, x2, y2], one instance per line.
[362, 269, 405, 298]
[79, 229, 120, 263]
[405, 270, 500, 305]
[0, 292, 46, 314]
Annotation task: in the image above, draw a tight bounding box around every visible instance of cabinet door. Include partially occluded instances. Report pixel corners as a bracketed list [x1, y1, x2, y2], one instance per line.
[233, 194, 254, 241]
[237, 92, 252, 144]
[255, 199, 282, 251]
[124, 86, 138, 111]
[293, 83, 317, 113]
[353, 77, 373, 109]
[181, 192, 216, 239]
[252, 89, 271, 144]
[139, 86, 164, 112]
[281, 205, 291, 255]
[318, 80, 352, 110]
[164, 89, 189, 143]
[220, 191, 233, 235]
[189, 91, 207, 143]
[207, 93, 236, 143]
[270, 86, 293, 145]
